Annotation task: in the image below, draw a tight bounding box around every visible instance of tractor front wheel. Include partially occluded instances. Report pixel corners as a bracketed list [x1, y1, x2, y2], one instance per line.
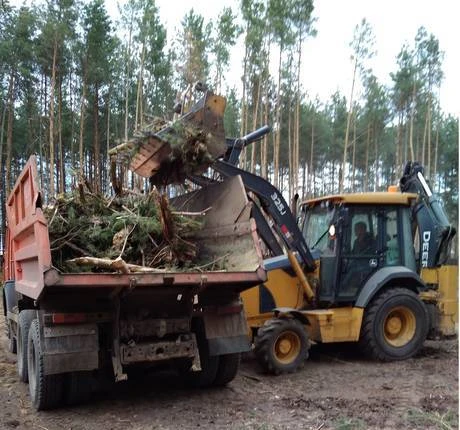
[254, 318, 309, 375]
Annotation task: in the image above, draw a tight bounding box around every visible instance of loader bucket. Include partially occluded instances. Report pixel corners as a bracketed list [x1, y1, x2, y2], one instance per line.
[129, 92, 227, 185]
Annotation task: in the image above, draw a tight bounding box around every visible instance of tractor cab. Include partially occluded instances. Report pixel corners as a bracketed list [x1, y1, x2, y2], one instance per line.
[300, 192, 419, 305]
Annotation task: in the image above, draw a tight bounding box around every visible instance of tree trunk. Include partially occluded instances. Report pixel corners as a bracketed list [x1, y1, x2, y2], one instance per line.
[58, 75, 65, 194]
[374, 123, 379, 190]
[124, 15, 133, 142]
[250, 75, 261, 173]
[364, 122, 370, 191]
[395, 112, 403, 180]
[5, 72, 15, 195]
[351, 111, 356, 192]
[0, 97, 6, 241]
[0, 89, 8, 185]
[294, 29, 302, 199]
[79, 68, 87, 180]
[106, 87, 111, 194]
[69, 68, 75, 187]
[433, 119, 439, 188]
[135, 43, 146, 130]
[408, 81, 416, 161]
[340, 57, 358, 192]
[93, 83, 100, 193]
[287, 91, 293, 201]
[239, 22, 250, 170]
[426, 93, 432, 177]
[421, 109, 428, 167]
[49, 37, 58, 197]
[309, 116, 315, 197]
[273, 45, 283, 189]
[261, 38, 271, 179]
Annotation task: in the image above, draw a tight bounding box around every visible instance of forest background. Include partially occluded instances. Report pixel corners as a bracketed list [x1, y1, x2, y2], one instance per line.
[0, 0, 458, 253]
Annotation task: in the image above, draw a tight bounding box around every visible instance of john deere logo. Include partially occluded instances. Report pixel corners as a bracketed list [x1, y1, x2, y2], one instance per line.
[421, 231, 431, 267]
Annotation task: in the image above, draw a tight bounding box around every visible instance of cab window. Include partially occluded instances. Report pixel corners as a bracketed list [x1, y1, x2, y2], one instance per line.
[302, 203, 335, 254]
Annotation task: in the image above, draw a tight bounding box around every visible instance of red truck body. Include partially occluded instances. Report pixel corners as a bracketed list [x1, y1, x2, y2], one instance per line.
[2, 156, 266, 410]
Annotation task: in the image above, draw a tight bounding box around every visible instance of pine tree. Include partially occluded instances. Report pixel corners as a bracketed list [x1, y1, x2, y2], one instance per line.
[81, 0, 116, 193]
[340, 18, 375, 192]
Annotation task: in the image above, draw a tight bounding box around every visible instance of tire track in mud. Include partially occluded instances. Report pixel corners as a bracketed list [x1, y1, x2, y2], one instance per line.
[0, 299, 457, 430]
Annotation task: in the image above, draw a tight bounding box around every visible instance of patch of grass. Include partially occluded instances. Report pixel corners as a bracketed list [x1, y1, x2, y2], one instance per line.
[332, 416, 367, 430]
[406, 408, 458, 430]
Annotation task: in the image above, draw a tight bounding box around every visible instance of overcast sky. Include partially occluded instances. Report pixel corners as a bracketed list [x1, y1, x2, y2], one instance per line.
[8, 0, 460, 116]
[152, 0, 459, 117]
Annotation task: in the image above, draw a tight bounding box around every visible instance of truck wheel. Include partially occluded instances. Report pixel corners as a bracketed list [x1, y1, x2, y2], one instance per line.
[185, 319, 219, 388]
[17, 310, 35, 382]
[66, 371, 92, 405]
[360, 287, 429, 361]
[28, 319, 64, 410]
[212, 353, 241, 387]
[254, 318, 309, 375]
[7, 320, 17, 354]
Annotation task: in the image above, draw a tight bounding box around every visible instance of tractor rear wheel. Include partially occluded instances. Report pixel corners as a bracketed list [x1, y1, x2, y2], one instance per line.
[360, 287, 429, 361]
[254, 318, 309, 375]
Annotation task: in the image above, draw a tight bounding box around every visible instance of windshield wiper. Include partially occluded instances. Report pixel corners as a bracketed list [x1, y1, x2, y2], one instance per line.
[311, 228, 329, 249]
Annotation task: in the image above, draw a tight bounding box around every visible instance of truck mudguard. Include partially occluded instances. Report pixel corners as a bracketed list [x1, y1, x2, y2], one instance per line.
[3, 280, 17, 317]
[355, 266, 426, 308]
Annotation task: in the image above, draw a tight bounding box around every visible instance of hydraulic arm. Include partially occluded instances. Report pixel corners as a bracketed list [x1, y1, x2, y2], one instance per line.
[213, 126, 316, 273]
[399, 161, 456, 268]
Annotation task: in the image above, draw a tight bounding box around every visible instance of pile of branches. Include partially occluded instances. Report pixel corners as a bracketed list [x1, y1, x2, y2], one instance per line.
[45, 187, 203, 273]
[109, 118, 217, 188]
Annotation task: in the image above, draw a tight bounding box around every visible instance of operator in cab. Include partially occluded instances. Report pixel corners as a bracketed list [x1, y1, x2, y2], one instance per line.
[352, 222, 375, 254]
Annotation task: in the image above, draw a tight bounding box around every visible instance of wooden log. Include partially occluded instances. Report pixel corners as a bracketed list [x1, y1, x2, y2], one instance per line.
[67, 256, 164, 273]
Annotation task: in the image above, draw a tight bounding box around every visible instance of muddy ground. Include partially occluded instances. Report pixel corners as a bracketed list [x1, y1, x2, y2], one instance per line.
[0, 308, 457, 430]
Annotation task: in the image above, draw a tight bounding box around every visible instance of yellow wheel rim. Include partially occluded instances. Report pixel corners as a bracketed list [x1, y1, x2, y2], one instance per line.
[383, 306, 416, 347]
[273, 330, 301, 364]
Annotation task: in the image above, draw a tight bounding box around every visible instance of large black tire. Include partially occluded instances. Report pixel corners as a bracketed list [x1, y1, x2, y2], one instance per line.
[185, 319, 219, 388]
[7, 320, 17, 354]
[359, 287, 429, 361]
[27, 319, 65, 410]
[65, 371, 92, 406]
[17, 310, 35, 382]
[254, 318, 309, 375]
[212, 353, 241, 387]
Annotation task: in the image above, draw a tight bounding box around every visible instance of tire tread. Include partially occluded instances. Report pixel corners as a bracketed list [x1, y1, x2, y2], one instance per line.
[28, 319, 64, 410]
[254, 318, 309, 375]
[17, 310, 35, 382]
[213, 353, 241, 386]
[359, 287, 428, 361]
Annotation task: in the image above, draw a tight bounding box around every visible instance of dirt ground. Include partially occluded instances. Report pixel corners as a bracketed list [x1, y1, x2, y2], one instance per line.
[0, 309, 457, 430]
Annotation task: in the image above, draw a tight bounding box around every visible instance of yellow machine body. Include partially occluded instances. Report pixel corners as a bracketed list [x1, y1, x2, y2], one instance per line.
[241, 267, 365, 343]
[420, 264, 458, 336]
[242, 263, 458, 345]
[243, 268, 304, 329]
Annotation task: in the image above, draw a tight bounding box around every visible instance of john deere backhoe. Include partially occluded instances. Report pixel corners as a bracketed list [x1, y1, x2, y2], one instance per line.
[218, 127, 457, 374]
